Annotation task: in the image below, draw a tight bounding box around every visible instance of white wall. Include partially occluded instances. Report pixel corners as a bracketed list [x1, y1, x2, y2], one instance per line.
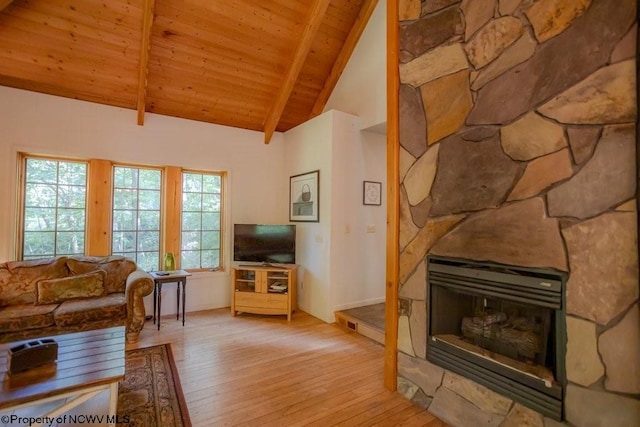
[0, 86, 287, 316]
[330, 114, 387, 311]
[282, 112, 334, 322]
[283, 110, 387, 322]
[359, 131, 387, 299]
[314, 0, 388, 318]
[324, 0, 387, 130]
[329, 114, 361, 313]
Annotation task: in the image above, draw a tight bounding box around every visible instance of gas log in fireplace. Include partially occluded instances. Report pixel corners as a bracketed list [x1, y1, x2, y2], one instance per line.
[426, 255, 567, 420]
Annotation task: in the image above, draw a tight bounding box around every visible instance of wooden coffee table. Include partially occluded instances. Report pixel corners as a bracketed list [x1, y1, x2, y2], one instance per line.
[0, 327, 125, 426]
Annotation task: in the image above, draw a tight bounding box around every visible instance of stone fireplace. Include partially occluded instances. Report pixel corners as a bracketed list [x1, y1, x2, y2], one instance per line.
[395, 0, 639, 425]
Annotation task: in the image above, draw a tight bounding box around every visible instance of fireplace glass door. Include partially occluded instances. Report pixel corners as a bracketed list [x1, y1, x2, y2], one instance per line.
[426, 255, 566, 420]
[430, 283, 555, 382]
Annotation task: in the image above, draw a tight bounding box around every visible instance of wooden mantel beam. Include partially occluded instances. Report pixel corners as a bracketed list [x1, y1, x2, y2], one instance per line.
[263, 0, 330, 144]
[0, 1, 14, 12]
[136, 0, 155, 126]
[309, 0, 379, 119]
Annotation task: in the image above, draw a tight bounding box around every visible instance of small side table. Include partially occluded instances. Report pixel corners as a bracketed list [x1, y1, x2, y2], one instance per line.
[150, 270, 192, 330]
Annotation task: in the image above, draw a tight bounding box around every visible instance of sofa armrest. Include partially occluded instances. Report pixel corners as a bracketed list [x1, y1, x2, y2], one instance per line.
[124, 268, 154, 342]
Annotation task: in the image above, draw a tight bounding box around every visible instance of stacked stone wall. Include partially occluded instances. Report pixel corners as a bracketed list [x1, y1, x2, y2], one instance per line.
[396, 0, 639, 425]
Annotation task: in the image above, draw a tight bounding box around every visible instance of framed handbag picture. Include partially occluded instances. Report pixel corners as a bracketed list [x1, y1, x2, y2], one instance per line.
[363, 181, 382, 206]
[290, 170, 319, 222]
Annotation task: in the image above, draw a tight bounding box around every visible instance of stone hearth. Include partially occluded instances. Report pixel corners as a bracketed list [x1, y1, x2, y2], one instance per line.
[396, 0, 639, 425]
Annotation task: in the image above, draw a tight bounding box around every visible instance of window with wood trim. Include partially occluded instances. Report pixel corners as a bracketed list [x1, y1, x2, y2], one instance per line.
[17, 154, 226, 272]
[180, 171, 223, 270]
[112, 166, 162, 272]
[20, 156, 88, 259]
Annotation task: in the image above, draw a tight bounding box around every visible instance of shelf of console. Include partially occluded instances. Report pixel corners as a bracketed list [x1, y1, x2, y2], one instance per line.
[231, 266, 297, 321]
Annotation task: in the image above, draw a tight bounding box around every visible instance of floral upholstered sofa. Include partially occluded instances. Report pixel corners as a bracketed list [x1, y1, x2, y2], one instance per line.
[0, 256, 154, 343]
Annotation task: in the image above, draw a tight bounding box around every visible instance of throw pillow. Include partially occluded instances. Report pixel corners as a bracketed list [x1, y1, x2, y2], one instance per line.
[66, 256, 136, 294]
[36, 270, 106, 305]
[0, 257, 69, 306]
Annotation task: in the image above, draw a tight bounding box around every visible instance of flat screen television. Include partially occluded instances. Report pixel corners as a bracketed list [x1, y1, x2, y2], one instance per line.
[233, 224, 296, 265]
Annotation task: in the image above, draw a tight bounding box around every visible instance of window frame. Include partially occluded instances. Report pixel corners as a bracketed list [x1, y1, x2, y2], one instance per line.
[111, 163, 163, 272]
[17, 153, 89, 260]
[16, 153, 227, 273]
[179, 169, 225, 272]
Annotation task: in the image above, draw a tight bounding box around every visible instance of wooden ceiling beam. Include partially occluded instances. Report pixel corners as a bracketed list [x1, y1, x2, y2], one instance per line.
[309, 0, 378, 119]
[136, 0, 155, 126]
[262, 0, 330, 144]
[0, 1, 14, 12]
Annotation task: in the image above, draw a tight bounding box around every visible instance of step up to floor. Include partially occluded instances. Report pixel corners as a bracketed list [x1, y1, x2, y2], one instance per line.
[335, 310, 384, 345]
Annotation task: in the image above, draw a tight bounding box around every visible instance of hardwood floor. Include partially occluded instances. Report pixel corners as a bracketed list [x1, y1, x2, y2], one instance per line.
[127, 308, 448, 427]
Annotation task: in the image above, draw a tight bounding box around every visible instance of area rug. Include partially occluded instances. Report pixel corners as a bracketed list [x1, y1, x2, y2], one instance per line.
[117, 343, 191, 427]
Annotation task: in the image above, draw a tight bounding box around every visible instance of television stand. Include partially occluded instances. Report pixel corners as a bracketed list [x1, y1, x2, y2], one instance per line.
[231, 265, 297, 321]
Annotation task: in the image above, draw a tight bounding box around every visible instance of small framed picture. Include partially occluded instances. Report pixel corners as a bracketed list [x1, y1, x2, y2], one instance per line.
[363, 181, 382, 206]
[290, 170, 320, 222]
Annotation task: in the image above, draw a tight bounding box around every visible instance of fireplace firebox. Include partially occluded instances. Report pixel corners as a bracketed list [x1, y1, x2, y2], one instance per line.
[426, 255, 566, 420]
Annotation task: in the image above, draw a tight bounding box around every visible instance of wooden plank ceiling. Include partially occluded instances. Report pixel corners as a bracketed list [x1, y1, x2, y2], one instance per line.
[0, 0, 377, 143]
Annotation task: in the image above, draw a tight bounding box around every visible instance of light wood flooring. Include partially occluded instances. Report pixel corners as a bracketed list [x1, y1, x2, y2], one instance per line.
[128, 308, 447, 427]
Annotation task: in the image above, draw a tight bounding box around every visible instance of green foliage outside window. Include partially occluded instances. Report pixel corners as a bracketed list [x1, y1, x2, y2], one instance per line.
[23, 158, 87, 259]
[112, 166, 161, 271]
[20, 157, 225, 271]
[181, 172, 222, 269]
